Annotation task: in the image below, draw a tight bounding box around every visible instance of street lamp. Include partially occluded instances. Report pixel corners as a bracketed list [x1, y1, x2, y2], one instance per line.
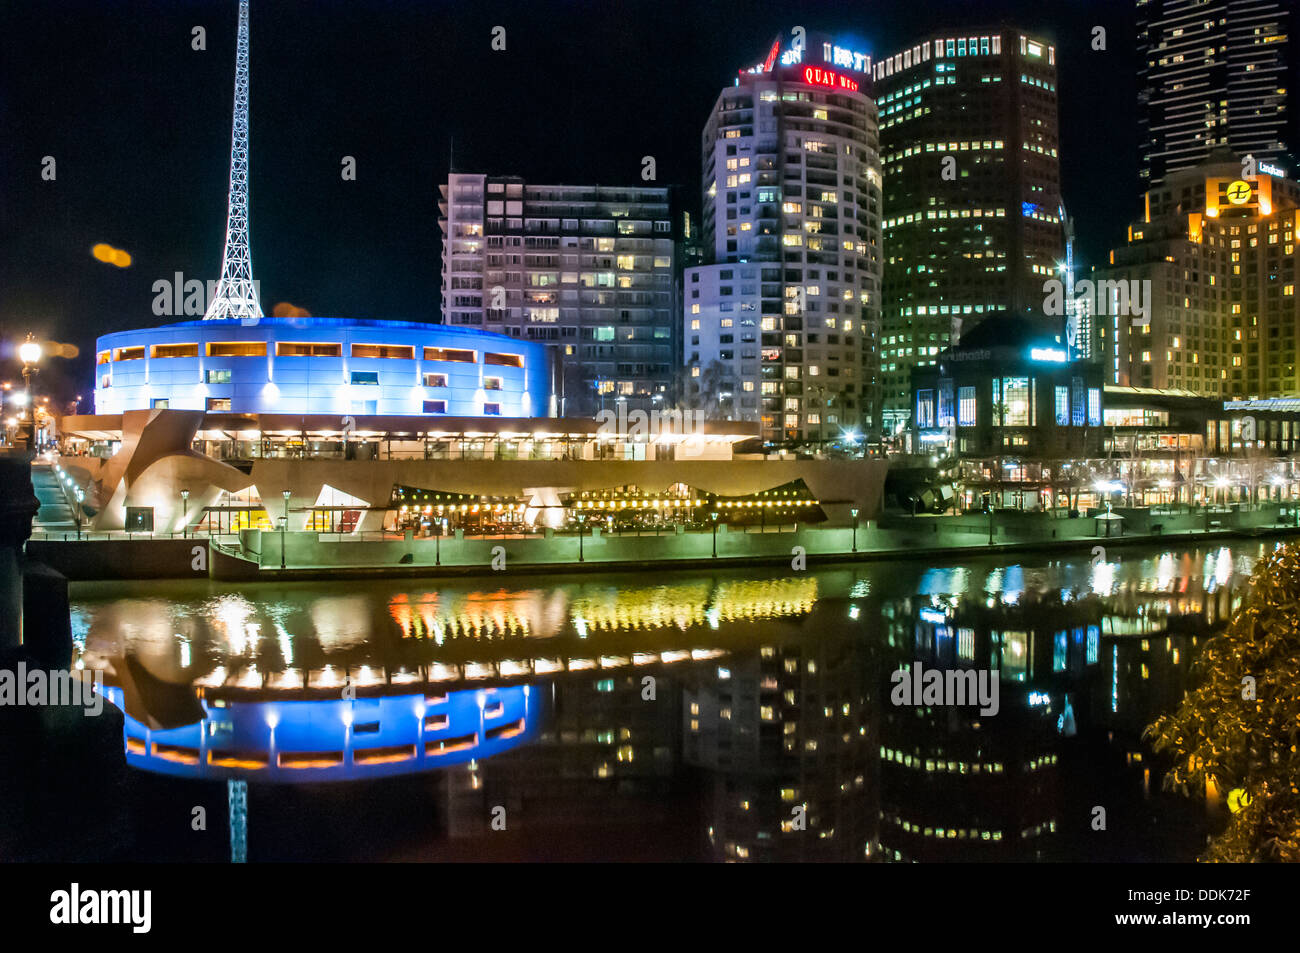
[74, 488, 84, 540]
[180, 489, 190, 538]
[435, 517, 449, 566]
[18, 334, 41, 450]
[851, 507, 859, 553]
[280, 489, 291, 569]
[710, 510, 719, 558]
[577, 512, 586, 562]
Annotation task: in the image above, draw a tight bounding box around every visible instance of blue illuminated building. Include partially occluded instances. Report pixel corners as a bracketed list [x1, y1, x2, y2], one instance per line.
[93, 318, 553, 418]
[100, 683, 537, 782]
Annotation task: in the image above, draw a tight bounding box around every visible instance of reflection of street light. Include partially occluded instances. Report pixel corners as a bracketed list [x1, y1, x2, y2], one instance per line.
[851, 507, 859, 553]
[711, 510, 719, 558]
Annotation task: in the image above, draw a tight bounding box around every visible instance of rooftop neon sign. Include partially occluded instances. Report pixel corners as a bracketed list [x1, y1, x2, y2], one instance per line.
[802, 66, 859, 92]
[1030, 347, 1067, 363]
[823, 43, 870, 72]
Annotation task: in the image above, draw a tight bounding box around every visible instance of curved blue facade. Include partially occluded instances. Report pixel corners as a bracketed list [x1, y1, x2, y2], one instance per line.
[100, 683, 537, 783]
[94, 318, 552, 418]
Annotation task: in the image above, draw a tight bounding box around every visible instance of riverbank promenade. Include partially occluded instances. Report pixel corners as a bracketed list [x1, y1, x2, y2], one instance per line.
[26, 502, 1300, 581]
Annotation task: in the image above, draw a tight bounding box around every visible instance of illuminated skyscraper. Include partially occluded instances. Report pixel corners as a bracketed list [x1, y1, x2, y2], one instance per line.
[1137, 0, 1290, 194]
[875, 29, 1064, 438]
[683, 32, 883, 446]
[1095, 150, 1300, 397]
[439, 175, 678, 416]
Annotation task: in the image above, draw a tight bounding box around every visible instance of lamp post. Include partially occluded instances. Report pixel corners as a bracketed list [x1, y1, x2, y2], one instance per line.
[181, 489, 190, 538]
[851, 507, 859, 553]
[280, 489, 291, 569]
[434, 517, 449, 565]
[577, 513, 586, 562]
[18, 334, 42, 451]
[74, 488, 84, 540]
[988, 502, 995, 546]
[710, 510, 719, 558]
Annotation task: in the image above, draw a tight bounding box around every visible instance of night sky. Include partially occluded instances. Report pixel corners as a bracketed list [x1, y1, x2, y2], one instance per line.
[1, 0, 1294, 400]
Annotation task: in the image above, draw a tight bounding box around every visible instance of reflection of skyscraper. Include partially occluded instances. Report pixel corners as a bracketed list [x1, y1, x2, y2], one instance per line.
[875, 29, 1064, 435]
[443, 673, 691, 847]
[684, 616, 877, 862]
[877, 598, 1091, 861]
[1137, 0, 1290, 195]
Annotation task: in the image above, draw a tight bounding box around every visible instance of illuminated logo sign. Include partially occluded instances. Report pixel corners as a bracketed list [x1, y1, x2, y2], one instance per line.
[1258, 162, 1285, 178]
[1029, 691, 1051, 707]
[1226, 180, 1253, 205]
[802, 66, 859, 92]
[822, 42, 870, 72]
[1030, 347, 1067, 363]
[918, 607, 948, 624]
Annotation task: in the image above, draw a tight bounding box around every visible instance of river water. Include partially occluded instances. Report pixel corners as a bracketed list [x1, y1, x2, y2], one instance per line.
[67, 537, 1275, 862]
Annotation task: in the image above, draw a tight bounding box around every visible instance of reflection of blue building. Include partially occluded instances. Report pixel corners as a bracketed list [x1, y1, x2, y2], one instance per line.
[94, 318, 552, 418]
[101, 684, 537, 782]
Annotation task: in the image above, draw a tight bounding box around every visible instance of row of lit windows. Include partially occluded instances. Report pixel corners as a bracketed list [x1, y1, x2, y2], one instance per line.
[884, 140, 1005, 164]
[872, 34, 1013, 81]
[880, 746, 1005, 774]
[884, 814, 1005, 841]
[886, 209, 1006, 229]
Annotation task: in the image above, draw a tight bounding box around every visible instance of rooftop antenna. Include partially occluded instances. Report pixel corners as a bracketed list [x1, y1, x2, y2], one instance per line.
[204, 0, 263, 322]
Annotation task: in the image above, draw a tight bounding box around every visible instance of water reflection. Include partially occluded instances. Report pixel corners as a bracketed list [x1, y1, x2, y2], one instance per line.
[70, 539, 1279, 860]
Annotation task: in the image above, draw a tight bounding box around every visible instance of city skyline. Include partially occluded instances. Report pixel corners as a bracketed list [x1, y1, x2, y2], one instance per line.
[11, 0, 1293, 401]
[4, 1, 1300, 885]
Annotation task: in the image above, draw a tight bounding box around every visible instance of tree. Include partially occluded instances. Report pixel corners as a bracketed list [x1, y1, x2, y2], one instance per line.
[678, 359, 732, 418]
[1145, 544, 1300, 861]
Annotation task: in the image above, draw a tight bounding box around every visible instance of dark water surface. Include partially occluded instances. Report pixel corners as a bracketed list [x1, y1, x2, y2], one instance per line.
[68, 538, 1274, 861]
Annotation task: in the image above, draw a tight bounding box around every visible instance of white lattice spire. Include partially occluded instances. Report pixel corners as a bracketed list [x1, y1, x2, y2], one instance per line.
[204, 0, 262, 322]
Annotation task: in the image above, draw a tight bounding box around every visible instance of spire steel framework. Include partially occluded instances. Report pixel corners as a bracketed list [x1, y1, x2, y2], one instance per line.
[204, 0, 263, 322]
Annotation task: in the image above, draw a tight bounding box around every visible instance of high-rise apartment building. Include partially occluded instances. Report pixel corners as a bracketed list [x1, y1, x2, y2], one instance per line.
[684, 32, 883, 446]
[1137, 0, 1290, 194]
[875, 29, 1065, 437]
[1096, 150, 1300, 397]
[439, 174, 678, 417]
